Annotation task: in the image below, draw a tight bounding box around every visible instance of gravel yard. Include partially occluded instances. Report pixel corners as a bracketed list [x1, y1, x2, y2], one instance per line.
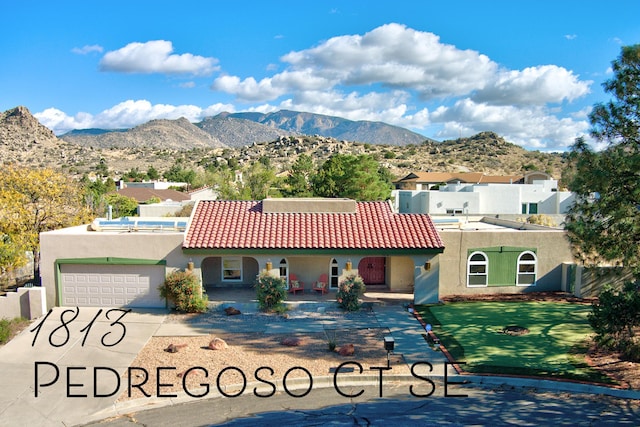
[120, 309, 412, 401]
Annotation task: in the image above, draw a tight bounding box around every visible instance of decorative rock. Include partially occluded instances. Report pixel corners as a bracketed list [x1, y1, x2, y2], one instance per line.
[224, 306, 241, 316]
[164, 343, 187, 353]
[338, 343, 355, 356]
[281, 337, 305, 346]
[209, 337, 228, 350]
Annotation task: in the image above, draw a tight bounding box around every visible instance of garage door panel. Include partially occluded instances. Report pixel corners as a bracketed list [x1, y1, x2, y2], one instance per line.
[60, 264, 165, 308]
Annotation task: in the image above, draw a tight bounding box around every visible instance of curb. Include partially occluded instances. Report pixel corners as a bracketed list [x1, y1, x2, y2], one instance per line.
[86, 373, 424, 423]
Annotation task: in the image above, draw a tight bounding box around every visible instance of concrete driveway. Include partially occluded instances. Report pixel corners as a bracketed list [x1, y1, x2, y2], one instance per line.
[0, 307, 167, 427]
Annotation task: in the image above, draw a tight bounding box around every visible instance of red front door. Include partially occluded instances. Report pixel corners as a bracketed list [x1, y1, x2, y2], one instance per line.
[358, 257, 386, 285]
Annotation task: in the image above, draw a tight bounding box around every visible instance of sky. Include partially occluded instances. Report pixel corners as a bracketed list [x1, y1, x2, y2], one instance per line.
[1, 1, 639, 151]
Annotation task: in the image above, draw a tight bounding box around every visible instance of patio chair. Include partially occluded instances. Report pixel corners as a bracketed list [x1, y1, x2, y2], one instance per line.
[313, 273, 329, 294]
[288, 273, 304, 294]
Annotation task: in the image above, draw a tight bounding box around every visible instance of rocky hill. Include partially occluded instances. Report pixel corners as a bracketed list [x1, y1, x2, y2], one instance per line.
[62, 117, 226, 150]
[1, 106, 567, 184]
[0, 106, 79, 169]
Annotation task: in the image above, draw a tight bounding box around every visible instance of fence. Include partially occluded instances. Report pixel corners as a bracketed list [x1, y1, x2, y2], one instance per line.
[562, 263, 635, 298]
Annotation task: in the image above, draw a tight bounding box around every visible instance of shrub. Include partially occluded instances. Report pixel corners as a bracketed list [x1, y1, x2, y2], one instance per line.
[336, 274, 366, 311]
[255, 273, 287, 312]
[159, 270, 208, 313]
[527, 214, 557, 227]
[589, 281, 640, 351]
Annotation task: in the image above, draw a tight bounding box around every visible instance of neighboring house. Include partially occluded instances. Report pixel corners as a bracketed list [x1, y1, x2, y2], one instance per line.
[433, 217, 575, 300]
[394, 172, 574, 218]
[393, 171, 536, 190]
[117, 187, 192, 204]
[39, 198, 445, 309]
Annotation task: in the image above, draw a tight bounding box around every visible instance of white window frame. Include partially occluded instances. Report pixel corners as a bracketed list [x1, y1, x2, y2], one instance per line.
[222, 257, 242, 282]
[467, 251, 488, 287]
[516, 251, 537, 286]
[329, 258, 339, 289]
[279, 258, 289, 288]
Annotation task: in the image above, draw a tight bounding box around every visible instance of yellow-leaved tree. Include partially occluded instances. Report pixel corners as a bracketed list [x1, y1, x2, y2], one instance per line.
[0, 167, 93, 285]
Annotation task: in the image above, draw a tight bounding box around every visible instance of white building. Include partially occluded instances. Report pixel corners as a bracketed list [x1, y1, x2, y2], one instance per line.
[393, 177, 575, 217]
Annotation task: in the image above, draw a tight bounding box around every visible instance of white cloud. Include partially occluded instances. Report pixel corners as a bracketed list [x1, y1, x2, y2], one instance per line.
[473, 65, 591, 105]
[35, 100, 235, 135]
[100, 40, 219, 76]
[429, 99, 590, 149]
[205, 23, 592, 150]
[71, 44, 104, 55]
[564, 34, 577, 40]
[45, 24, 595, 151]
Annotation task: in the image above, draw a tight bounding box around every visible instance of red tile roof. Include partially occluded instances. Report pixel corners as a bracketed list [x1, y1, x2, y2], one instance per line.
[184, 200, 445, 251]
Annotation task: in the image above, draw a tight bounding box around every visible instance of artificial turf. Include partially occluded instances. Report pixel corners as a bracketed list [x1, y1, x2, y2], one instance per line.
[417, 301, 614, 383]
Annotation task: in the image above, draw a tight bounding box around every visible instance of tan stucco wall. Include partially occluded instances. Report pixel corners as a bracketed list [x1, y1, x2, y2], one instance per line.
[40, 227, 185, 308]
[438, 229, 574, 297]
[387, 257, 415, 291]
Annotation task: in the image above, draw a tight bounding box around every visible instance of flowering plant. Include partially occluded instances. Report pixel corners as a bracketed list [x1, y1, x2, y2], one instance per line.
[336, 274, 365, 311]
[254, 273, 287, 312]
[159, 270, 208, 313]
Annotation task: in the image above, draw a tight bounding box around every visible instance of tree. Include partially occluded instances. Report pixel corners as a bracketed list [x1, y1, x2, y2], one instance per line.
[565, 45, 640, 279]
[312, 154, 392, 201]
[0, 167, 93, 285]
[285, 154, 314, 197]
[122, 167, 145, 182]
[164, 161, 196, 186]
[146, 165, 160, 180]
[244, 162, 278, 200]
[104, 193, 138, 217]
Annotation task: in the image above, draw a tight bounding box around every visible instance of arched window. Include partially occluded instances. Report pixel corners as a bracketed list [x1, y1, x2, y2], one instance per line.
[279, 258, 288, 282]
[467, 252, 488, 287]
[329, 258, 339, 289]
[517, 251, 537, 286]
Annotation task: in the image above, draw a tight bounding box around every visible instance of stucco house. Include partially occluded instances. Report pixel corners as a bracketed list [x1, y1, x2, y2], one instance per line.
[393, 171, 574, 219]
[39, 196, 576, 310]
[40, 198, 445, 309]
[434, 217, 575, 298]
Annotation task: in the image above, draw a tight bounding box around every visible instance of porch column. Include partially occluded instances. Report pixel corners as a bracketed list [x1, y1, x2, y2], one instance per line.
[413, 255, 440, 304]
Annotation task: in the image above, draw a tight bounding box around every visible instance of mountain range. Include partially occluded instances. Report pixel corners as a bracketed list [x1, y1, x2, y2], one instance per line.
[1, 105, 567, 183]
[60, 110, 430, 148]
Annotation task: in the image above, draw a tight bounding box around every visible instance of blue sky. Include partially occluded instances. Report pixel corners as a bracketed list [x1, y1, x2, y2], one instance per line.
[1, 1, 638, 151]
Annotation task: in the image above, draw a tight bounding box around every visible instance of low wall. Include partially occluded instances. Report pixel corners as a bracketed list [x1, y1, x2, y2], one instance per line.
[562, 264, 636, 298]
[0, 286, 47, 320]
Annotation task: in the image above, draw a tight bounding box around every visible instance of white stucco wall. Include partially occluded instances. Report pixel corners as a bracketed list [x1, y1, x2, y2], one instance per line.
[394, 184, 575, 216]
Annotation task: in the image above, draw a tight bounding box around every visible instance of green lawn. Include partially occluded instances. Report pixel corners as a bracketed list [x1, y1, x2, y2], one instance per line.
[417, 301, 614, 383]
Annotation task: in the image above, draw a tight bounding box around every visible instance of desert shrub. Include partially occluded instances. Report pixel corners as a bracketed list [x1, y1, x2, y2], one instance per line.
[527, 214, 557, 227]
[589, 281, 640, 355]
[255, 273, 287, 312]
[622, 339, 640, 362]
[336, 274, 366, 311]
[159, 270, 208, 313]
